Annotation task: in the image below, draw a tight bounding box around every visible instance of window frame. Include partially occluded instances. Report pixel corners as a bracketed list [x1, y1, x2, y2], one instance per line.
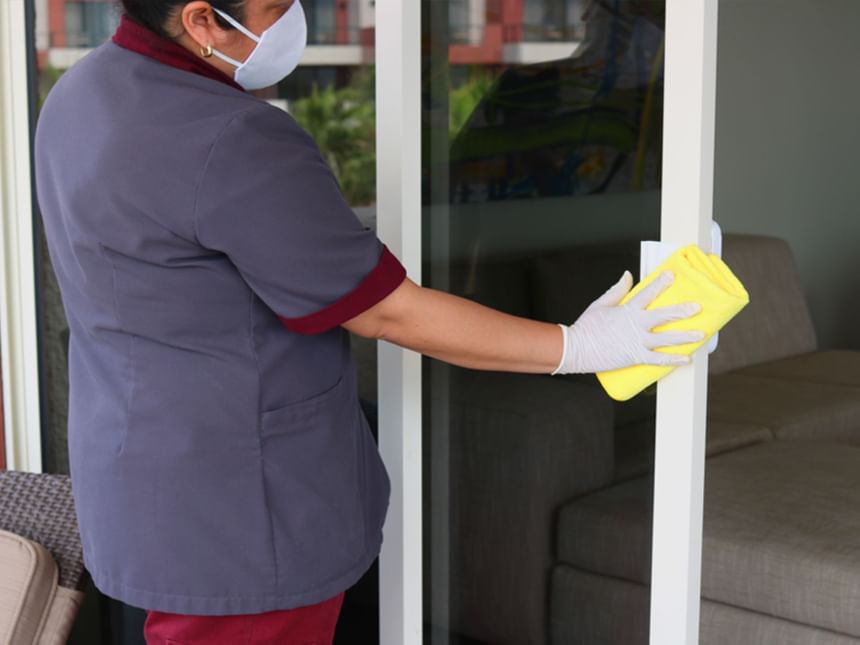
[0, 0, 44, 473]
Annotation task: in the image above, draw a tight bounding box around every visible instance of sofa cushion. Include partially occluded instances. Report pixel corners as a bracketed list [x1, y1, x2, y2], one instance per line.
[556, 472, 652, 585]
[613, 419, 772, 482]
[446, 370, 614, 645]
[708, 234, 817, 374]
[556, 442, 860, 638]
[550, 565, 650, 645]
[737, 350, 860, 388]
[706, 420, 774, 455]
[700, 598, 860, 645]
[527, 234, 816, 373]
[0, 529, 58, 644]
[529, 243, 640, 325]
[550, 565, 860, 645]
[708, 373, 860, 443]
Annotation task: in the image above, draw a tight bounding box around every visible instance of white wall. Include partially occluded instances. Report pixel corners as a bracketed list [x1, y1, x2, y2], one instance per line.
[714, 0, 860, 350]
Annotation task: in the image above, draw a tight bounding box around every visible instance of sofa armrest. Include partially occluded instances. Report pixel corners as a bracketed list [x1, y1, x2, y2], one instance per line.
[439, 368, 614, 645]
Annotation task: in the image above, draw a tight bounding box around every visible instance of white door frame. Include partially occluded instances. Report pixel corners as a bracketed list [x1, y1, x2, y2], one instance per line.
[0, 0, 43, 473]
[650, 0, 719, 643]
[375, 1, 423, 644]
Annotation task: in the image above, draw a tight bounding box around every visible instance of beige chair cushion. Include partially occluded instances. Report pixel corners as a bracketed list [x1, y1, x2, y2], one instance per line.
[708, 373, 860, 443]
[613, 419, 773, 482]
[528, 234, 817, 375]
[706, 420, 774, 455]
[556, 442, 860, 638]
[38, 586, 84, 645]
[738, 350, 860, 388]
[708, 234, 817, 374]
[0, 529, 84, 645]
[551, 565, 860, 645]
[0, 530, 57, 643]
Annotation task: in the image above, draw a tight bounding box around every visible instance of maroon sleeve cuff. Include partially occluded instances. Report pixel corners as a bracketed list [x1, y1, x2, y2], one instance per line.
[278, 245, 407, 335]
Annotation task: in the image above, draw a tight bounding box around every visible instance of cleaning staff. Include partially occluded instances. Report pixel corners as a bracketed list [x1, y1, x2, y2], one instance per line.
[33, 0, 704, 642]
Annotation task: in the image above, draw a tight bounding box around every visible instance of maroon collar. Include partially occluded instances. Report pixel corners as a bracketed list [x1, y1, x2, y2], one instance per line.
[112, 14, 245, 93]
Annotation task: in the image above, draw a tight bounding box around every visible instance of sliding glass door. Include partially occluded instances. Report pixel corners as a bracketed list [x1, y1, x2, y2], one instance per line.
[423, 2, 665, 643]
[377, 0, 718, 643]
[2, 0, 719, 641]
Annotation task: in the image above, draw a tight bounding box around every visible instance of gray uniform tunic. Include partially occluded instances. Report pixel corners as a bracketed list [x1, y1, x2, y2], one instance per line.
[34, 16, 405, 615]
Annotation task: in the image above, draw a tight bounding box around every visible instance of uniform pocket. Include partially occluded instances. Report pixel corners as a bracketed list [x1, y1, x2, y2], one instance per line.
[259, 370, 367, 591]
[260, 372, 345, 430]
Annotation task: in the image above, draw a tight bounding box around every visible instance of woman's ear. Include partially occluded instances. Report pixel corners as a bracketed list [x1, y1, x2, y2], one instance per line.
[175, 1, 231, 50]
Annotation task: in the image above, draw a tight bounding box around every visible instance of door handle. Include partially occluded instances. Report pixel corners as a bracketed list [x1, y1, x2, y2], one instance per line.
[640, 221, 723, 354]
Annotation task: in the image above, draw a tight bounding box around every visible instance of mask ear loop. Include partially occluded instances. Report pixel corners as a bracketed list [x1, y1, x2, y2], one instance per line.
[211, 7, 261, 42]
[209, 7, 261, 68]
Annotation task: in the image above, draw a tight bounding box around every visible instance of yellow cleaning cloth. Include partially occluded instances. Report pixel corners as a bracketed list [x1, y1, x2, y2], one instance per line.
[596, 244, 750, 401]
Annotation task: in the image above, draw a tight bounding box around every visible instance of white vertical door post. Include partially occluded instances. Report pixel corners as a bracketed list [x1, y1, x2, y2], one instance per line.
[376, 1, 423, 644]
[0, 0, 42, 473]
[650, 0, 719, 642]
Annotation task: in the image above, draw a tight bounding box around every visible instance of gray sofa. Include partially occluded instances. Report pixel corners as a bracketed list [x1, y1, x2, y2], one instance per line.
[430, 234, 860, 644]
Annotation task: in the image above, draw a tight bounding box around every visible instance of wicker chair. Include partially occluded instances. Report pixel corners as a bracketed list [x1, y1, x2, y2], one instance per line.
[0, 470, 88, 644]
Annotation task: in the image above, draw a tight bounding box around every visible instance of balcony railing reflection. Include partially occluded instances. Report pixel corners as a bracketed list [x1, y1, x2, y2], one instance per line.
[61, 31, 111, 48]
[306, 26, 362, 46]
[450, 21, 585, 46]
[50, 24, 361, 49]
[56, 25, 363, 51]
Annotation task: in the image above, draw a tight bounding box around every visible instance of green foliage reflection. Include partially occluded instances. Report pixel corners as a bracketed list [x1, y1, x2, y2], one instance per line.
[290, 69, 376, 206]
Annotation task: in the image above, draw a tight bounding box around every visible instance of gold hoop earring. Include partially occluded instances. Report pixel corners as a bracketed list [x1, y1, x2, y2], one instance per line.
[200, 44, 213, 58]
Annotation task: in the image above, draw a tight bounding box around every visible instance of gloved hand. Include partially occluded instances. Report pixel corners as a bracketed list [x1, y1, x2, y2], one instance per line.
[552, 270, 706, 375]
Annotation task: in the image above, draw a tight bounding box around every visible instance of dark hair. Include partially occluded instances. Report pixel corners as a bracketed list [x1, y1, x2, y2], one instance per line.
[118, 0, 246, 39]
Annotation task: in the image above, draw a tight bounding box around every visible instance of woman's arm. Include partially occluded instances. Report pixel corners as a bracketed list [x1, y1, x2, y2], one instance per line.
[342, 277, 564, 374]
[341, 271, 704, 375]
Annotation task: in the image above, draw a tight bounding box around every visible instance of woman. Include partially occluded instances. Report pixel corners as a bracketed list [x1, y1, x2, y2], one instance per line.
[33, 0, 703, 642]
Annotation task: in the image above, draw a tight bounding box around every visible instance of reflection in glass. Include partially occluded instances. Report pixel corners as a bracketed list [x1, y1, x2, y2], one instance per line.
[306, 0, 336, 44]
[63, 1, 120, 47]
[522, 0, 586, 42]
[423, 1, 665, 643]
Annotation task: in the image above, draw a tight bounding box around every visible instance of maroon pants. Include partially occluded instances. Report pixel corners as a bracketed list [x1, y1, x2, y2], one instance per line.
[143, 592, 345, 645]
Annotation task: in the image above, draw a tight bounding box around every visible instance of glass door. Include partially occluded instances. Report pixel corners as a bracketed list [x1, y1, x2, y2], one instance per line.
[377, 0, 718, 643]
[423, 2, 666, 643]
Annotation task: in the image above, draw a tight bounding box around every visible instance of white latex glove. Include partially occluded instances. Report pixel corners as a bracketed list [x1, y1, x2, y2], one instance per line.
[552, 270, 706, 375]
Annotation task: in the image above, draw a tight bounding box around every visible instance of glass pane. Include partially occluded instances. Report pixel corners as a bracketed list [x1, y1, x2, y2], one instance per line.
[700, 2, 860, 641]
[63, 2, 120, 47]
[306, 0, 334, 43]
[31, 0, 378, 642]
[422, 1, 666, 643]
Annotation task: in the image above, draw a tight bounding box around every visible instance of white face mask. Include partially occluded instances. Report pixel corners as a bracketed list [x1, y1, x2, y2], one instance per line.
[210, 1, 307, 91]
